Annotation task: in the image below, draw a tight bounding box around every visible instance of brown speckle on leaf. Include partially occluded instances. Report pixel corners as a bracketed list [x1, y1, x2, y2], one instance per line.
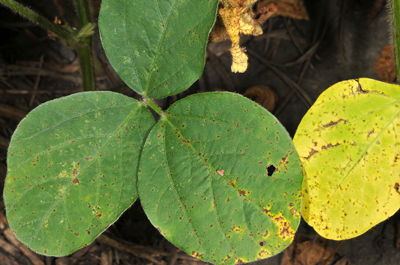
[238, 189, 247, 196]
[321, 143, 340, 150]
[305, 149, 318, 160]
[322, 119, 348, 128]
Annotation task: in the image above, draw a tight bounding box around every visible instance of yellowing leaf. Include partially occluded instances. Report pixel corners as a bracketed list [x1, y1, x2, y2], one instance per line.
[293, 78, 400, 240]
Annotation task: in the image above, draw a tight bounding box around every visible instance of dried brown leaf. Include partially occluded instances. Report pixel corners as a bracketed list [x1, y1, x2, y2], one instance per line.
[243, 85, 278, 112]
[280, 234, 334, 265]
[374, 45, 396, 83]
[257, 0, 309, 20]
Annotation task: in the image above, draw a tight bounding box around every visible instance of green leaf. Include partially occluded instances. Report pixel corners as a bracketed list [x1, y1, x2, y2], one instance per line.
[4, 92, 155, 256]
[98, 0, 219, 99]
[138, 92, 303, 264]
[293, 78, 400, 240]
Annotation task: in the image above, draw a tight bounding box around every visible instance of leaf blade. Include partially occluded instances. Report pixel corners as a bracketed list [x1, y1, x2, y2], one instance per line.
[139, 92, 303, 264]
[4, 92, 155, 256]
[294, 78, 400, 240]
[99, 0, 219, 98]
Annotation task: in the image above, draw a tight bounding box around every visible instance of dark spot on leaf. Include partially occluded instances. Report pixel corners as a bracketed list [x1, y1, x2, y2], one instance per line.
[72, 178, 79, 184]
[259, 241, 266, 246]
[228, 180, 235, 188]
[395, 183, 400, 194]
[266, 164, 276, 176]
[321, 143, 340, 150]
[305, 149, 318, 160]
[73, 169, 79, 176]
[356, 79, 368, 93]
[322, 119, 347, 128]
[238, 189, 246, 196]
[367, 129, 374, 137]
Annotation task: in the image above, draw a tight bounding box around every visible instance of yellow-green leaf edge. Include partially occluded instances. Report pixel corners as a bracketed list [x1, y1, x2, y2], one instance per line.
[294, 78, 400, 240]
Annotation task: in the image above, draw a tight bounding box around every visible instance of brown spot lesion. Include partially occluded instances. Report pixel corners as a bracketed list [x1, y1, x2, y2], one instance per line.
[227, 179, 237, 188]
[322, 119, 348, 128]
[217, 169, 225, 176]
[191, 251, 204, 259]
[304, 149, 318, 160]
[257, 248, 270, 259]
[395, 183, 400, 194]
[321, 143, 340, 150]
[367, 129, 375, 138]
[356, 79, 368, 94]
[238, 189, 247, 196]
[72, 178, 79, 184]
[262, 208, 294, 240]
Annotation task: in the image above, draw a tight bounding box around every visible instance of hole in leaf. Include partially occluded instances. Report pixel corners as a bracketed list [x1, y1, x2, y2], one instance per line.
[267, 164, 276, 176]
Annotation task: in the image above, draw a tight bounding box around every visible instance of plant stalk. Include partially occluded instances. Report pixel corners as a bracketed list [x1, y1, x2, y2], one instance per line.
[390, 0, 400, 83]
[76, 44, 96, 91]
[0, 0, 74, 43]
[74, 0, 96, 91]
[144, 97, 163, 115]
[74, 0, 92, 32]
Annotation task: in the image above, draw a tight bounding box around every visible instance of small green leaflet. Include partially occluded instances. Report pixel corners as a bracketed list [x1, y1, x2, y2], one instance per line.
[4, 92, 155, 256]
[138, 92, 303, 264]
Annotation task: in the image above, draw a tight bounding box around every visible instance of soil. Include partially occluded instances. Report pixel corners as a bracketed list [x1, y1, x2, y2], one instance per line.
[0, 0, 398, 265]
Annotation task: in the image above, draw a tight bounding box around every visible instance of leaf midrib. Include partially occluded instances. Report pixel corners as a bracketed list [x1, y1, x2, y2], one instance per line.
[143, 0, 177, 95]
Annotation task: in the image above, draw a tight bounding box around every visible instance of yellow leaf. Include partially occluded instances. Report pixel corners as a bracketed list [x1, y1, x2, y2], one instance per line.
[294, 78, 400, 240]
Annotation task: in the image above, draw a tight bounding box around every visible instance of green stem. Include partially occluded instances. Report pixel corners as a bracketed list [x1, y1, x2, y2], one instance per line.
[390, 0, 400, 83]
[77, 44, 96, 91]
[144, 97, 163, 115]
[0, 0, 74, 43]
[74, 0, 91, 30]
[74, 0, 96, 91]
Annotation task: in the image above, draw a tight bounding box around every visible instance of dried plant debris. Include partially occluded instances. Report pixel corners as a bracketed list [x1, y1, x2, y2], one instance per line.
[243, 85, 278, 112]
[281, 234, 350, 265]
[214, 0, 308, 73]
[374, 45, 396, 83]
[218, 0, 277, 73]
